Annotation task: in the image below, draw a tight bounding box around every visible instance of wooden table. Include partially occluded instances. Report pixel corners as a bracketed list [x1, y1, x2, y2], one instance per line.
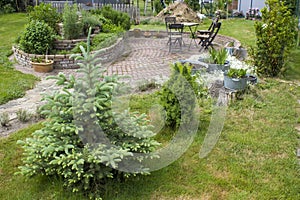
[181, 22, 199, 48]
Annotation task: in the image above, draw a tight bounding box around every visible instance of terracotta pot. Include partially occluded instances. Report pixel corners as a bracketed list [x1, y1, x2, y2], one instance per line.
[31, 60, 54, 73]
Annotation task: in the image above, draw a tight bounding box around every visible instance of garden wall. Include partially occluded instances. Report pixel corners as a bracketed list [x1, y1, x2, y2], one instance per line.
[13, 37, 124, 69]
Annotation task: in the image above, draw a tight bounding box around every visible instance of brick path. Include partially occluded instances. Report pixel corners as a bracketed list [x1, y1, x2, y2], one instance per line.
[105, 36, 201, 85]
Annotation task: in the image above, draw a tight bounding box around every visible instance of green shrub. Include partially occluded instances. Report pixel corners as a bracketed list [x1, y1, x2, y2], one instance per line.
[62, 4, 83, 39]
[81, 11, 101, 36]
[19, 20, 56, 54]
[154, 0, 164, 14]
[249, 0, 296, 77]
[159, 62, 198, 129]
[70, 41, 87, 54]
[0, 4, 15, 14]
[101, 22, 124, 33]
[91, 32, 119, 50]
[100, 5, 131, 31]
[28, 3, 61, 33]
[184, 0, 200, 11]
[17, 32, 159, 199]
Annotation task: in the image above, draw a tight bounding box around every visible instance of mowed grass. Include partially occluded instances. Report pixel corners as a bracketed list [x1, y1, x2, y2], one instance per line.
[0, 13, 39, 105]
[0, 13, 28, 56]
[1, 78, 299, 199]
[133, 18, 256, 47]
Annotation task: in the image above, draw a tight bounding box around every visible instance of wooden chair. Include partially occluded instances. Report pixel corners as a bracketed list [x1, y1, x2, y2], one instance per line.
[197, 17, 219, 35]
[196, 22, 222, 51]
[165, 17, 184, 52]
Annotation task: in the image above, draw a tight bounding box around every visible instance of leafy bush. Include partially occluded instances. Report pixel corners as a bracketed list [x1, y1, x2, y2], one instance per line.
[81, 11, 101, 36]
[91, 33, 119, 50]
[100, 5, 131, 31]
[184, 0, 200, 11]
[62, 4, 83, 39]
[70, 41, 87, 54]
[19, 20, 56, 54]
[28, 3, 61, 33]
[0, 4, 15, 14]
[101, 22, 124, 33]
[17, 33, 159, 199]
[159, 62, 198, 129]
[154, 0, 164, 14]
[249, 0, 296, 77]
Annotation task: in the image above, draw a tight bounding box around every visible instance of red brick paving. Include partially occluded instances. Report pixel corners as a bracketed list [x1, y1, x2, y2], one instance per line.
[105, 36, 201, 85]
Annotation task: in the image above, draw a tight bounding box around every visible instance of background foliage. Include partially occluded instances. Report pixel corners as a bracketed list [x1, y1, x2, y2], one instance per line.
[62, 4, 83, 40]
[250, 0, 297, 77]
[27, 3, 61, 34]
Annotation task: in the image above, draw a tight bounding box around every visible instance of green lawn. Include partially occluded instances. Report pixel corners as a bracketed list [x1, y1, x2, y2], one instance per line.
[133, 18, 256, 47]
[1, 77, 299, 199]
[0, 13, 39, 105]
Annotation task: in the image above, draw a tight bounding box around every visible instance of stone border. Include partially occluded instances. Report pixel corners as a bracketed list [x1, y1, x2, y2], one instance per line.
[13, 37, 124, 69]
[13, 30, 242, 70]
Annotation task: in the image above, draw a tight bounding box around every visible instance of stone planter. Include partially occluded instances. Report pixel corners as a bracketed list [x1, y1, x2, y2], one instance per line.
[31, 60, 54, 73]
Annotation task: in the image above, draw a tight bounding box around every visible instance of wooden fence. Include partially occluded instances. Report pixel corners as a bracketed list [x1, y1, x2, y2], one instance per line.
[43, 1, 140, 23]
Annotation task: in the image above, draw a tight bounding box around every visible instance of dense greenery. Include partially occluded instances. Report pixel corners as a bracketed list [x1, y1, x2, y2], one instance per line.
[0, 0, 30, 13]
[62, 4, 83, 40]
[17, 34, 159, 199]
[27, 3, 61, 33]
[184, 0, 200, 11]
[159, 62, 200, 129]
[250, 0, 297, 77]
[81, 11, 101, 36]
[19, 20, 56, 54]
[100, 5, 131, 31]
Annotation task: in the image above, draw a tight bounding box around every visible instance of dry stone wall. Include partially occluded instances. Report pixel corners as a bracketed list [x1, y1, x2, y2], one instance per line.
[13, 37, 124, 69]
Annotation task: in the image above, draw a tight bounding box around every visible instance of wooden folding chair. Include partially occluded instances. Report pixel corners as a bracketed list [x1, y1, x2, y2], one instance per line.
[197, 17, 219, 35]
[165, 17, 184, 52]
[196, 22, 222, 51]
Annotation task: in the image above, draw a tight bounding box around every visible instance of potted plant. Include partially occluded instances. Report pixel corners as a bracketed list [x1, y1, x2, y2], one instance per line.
[30, 48, 54, 73]
[198, 48, 230, 72]
[224, 68, 247, 91]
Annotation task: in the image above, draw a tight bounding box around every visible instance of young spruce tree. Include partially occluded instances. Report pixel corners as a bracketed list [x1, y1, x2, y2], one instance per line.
[17, 28, 160, 199]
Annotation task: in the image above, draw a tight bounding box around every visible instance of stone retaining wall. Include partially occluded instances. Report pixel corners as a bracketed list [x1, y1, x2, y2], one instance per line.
[13, 37, 124, 69]
[54, 32, 99, 50]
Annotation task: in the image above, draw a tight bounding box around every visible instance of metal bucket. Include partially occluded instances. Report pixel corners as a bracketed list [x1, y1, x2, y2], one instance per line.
[224, 74, 247, 91]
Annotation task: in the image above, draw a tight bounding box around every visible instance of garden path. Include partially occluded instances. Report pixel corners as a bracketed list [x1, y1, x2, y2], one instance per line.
[0, 36, 202, 137]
